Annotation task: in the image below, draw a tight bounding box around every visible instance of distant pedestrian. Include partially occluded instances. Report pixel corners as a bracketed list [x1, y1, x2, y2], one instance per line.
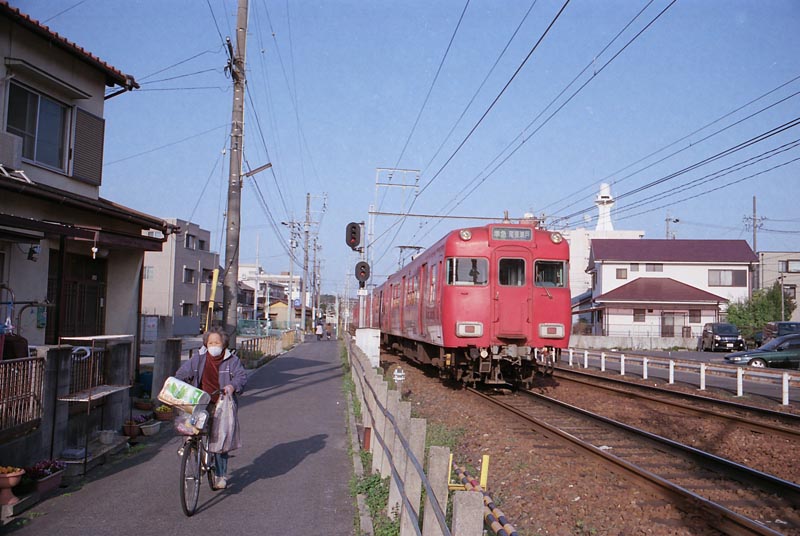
[315, 323, 324, 341]
[175, 326, 247, 490]
[326, 323, 332, 340]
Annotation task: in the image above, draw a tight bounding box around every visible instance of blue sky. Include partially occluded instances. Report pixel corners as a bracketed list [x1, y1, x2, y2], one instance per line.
[12, 0, 800, 294]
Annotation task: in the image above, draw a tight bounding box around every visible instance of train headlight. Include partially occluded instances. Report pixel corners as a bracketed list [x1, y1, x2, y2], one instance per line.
[459, 229, 472, 241]
[456, 322, 483, 337]
[550, 232, 563, 244]
[538, 323, 565, 339]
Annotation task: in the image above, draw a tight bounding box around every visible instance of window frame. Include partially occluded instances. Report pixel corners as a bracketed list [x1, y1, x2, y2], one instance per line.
[708, 269, 747, 287]
[616, 268, 628, 280]
[6, 81, 69, 172]
[183, 267, 195, 284]
[633, 308, 646, 322]
[498, 257, 526, 287]
[534, 260, 567, 288]
[446, 257, 489, 286]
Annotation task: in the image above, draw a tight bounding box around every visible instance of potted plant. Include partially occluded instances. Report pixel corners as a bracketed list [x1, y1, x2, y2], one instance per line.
[0, 466, 25, 505]
[25, 460, 66, 496]
[154, 404, 174, 421]
[133, 393, 153, 411]
[123, 414, 148, 437]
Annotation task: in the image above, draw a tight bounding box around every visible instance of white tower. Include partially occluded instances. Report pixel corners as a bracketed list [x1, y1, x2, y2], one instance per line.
[595, 183, 615, 231]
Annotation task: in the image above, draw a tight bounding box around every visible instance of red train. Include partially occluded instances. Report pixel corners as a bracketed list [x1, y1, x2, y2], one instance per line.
[360, 221, 571, 388]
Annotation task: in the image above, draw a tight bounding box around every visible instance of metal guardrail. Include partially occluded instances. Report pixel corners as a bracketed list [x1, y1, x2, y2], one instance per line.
[0, 356, 45, 436]
[564, 348, 799, 405]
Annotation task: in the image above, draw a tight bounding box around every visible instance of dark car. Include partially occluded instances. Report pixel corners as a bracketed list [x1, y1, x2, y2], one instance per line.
[724, 333, 800, 368]
[701, 322, 745, 352]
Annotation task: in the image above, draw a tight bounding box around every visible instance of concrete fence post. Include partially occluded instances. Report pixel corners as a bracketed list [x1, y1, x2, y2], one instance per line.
[389, 400, 411, 517]
[451, 491, 483, 536]
[152, 338, 182, 399]
[423, 446, 451, 536]
[400, 417, 427, 536]
[372, 381, 388, 475]
[380, 390, 400, 480]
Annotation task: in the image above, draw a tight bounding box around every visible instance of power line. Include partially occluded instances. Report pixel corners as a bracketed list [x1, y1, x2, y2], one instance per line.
[103, 124, 227, 166]
[392, 0, 471, 171]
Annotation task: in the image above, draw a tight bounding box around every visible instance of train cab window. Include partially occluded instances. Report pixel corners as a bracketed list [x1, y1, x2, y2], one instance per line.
[446, 257, 488, 286]
[535, 260, 566, 288]
[498, 258, 525, 286]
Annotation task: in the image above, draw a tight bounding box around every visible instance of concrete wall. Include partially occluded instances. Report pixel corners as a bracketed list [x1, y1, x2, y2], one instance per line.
[571, 334, 698, 351]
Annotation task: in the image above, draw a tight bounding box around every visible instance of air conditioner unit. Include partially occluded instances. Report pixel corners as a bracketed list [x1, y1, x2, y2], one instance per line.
[0, 132, 22, 170]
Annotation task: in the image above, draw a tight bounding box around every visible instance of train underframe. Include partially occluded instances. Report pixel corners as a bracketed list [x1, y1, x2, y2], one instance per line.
[384, 334, 560, 389]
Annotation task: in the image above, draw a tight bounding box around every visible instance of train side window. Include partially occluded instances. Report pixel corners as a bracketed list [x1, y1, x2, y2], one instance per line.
[429, 264, 437, 304]
[535, 260, 566, 288]
[447, 257, 488, 286]
[498, 258, 525, 286]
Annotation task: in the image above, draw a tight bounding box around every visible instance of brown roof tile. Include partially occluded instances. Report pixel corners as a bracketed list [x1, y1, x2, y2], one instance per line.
[1, 2, 137, 89]
[591, 239, 757, 263]
[596, 277, 728, 303]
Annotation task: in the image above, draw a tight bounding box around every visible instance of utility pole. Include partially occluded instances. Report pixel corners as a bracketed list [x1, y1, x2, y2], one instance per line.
[222, 0, 249, 344]
[665, 211, 679, 239]
[744, 196, 765, 290]
[302, 193, 310, 332]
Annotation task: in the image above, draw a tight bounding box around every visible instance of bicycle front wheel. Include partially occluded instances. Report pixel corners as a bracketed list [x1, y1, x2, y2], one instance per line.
[180, 440, 201, 516]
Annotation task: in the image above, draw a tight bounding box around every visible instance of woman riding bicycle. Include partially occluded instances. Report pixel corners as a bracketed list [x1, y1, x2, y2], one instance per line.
[175, 326, 247, 489]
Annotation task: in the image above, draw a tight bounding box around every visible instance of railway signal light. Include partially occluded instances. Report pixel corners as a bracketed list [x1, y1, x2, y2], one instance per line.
[355, 261, 370, 287]
[346, 222, 361, 250]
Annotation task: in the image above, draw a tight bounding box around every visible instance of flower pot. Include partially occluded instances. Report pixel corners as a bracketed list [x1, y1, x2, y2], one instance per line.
[133, 399, 153, 411]
[0, 469, 24, 505]
[34, 470, 64, 496]
[154, 409, 174, 421]
[99, 430, 117, 445]
[123, 423, 141, 437]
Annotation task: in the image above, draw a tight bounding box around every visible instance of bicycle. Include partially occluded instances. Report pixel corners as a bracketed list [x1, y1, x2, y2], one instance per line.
[168, 392, 219, 517]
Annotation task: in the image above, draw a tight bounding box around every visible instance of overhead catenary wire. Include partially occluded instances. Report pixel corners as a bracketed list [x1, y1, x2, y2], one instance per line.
[373, 0, 571, 269]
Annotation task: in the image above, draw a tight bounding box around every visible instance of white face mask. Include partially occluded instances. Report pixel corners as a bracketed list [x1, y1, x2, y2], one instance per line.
[207, 346, 224, 357]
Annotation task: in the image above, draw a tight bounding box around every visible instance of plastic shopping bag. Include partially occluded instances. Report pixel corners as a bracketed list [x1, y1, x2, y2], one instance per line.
[208, 395, 240, 453]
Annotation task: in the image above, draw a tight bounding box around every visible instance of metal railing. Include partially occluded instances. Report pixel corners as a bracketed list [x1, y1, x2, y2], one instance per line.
[68, 347, 105, 395]
[0, 356, 45, 436]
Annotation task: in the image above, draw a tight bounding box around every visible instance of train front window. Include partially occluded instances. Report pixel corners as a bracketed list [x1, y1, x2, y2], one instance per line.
[446, 257, 488, 286]
[498, 258, 525, 286]
[535, 260, 566, 287]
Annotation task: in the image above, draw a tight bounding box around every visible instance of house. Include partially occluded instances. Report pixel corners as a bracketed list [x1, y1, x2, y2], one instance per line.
[0, 3, 175, 469]
[238, 264, 301, 329]
[757, 251, 800, 322]
[141, 219, 221, 337]
[579, 239, 757, 343]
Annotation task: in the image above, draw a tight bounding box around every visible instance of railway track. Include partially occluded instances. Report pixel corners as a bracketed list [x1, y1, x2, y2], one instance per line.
[468, 387, 800, 535]
[550, 367, 800, 443]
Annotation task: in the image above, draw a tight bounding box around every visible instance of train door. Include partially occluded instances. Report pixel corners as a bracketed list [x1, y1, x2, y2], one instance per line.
[493, 247, 531, 339]
[418, 264, 427, 338]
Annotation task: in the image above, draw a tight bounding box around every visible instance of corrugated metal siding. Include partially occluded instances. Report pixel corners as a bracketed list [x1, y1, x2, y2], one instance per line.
[72, 108, 105, 184]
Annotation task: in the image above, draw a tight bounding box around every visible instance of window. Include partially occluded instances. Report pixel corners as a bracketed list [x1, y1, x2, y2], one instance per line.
[633, 309, 646, 322]
[429, 264, 438, 304]
[202, 269, 214, 283]
[779, 260, 800, 273]
[143, 266, 155, 280]
[630, 263, 639, 272]
[784, 285, 797, 300]
[446, 258, 488, 286]
[535, 261, 566, 288]
[181, 303, 194, 316]
[183, 267, 195, 284]
[708, 269, 747, 287]
[645, 263, 663, 272]
[689, 309, 701, 323]
[198, 239, 207, 251]
[184, 234, 197, 250]
[7, 82, 68, 170]
[498, 258, 525, 286]
[616, 268, 627, 280]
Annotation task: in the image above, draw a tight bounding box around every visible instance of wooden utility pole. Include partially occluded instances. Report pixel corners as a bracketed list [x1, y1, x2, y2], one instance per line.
[301, 193, 310, 332]
[222, 0, 249, 344]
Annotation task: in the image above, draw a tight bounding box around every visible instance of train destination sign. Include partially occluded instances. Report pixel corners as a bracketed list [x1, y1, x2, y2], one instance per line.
[491, 227, 532, 241]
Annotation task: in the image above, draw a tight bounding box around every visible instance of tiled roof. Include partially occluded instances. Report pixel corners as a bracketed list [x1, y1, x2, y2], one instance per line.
[596, 277, 728, 303]
[1, 2, 137, 89]
[591, 239, 757, 263]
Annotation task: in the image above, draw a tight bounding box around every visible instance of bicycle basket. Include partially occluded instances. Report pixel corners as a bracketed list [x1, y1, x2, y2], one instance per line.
[173, 410, 209, 436]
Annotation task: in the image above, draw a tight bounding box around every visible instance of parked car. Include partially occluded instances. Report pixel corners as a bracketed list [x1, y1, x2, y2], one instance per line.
[762, 321, 800, 343]
[701, 322, 746, 352]
[724, 333, 800, 368]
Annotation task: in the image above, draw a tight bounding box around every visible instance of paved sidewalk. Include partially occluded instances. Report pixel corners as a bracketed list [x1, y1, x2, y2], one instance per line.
[5, 337, 354, 536]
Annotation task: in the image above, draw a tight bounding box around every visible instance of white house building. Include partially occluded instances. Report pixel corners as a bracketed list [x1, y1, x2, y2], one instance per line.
[582, 239, 757, 339]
